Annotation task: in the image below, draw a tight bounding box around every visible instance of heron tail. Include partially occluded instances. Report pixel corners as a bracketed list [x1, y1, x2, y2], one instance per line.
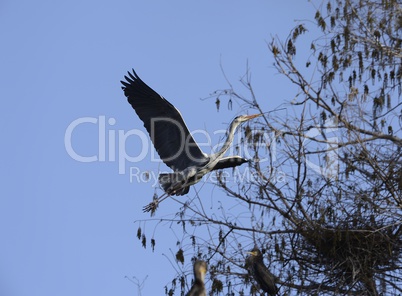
[158, 173, 190, 196]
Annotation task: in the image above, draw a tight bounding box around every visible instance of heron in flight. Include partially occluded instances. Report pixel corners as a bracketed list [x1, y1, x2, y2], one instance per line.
[186, 260, 208, 296]
[121, 70, 261, 213]
[246, 246, 278, 295]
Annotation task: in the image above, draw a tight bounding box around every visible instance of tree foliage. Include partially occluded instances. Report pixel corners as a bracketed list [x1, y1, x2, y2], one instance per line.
[137, 1, 402, 295]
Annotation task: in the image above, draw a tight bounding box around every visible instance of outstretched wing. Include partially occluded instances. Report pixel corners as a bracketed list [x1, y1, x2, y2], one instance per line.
[121, 70, 209, 171]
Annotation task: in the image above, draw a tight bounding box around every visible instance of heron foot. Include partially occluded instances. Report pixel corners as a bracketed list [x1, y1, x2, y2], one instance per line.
[143, 200, 159, 215]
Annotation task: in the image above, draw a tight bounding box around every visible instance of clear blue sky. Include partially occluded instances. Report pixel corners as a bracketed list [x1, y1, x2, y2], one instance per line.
[0, 1, 313, 295]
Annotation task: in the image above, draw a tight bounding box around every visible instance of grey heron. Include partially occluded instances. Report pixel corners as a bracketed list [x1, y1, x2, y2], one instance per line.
[186, 260, 208, 296]
[246, 246, 278, 295]
[121, 69, 261, 213]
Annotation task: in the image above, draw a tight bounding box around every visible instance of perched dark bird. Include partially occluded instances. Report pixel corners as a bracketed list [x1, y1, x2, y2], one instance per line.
[121, 69, 261, 213]
[246, 246, 278, 295]
[186, 260, 208, 296]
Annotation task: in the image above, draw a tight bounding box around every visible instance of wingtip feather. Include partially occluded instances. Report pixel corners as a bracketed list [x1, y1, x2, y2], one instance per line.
[128, 71, 136, 81]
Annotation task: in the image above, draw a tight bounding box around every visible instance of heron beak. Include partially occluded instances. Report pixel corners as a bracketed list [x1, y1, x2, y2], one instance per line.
[246, 251, 257, 256]
[245, 113, 263, 120]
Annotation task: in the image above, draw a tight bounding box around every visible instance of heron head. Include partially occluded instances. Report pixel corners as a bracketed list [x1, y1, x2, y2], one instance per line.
[246, 245, 263, 258]
[235, 113, 262, 123]
[194, 260, 208, 281]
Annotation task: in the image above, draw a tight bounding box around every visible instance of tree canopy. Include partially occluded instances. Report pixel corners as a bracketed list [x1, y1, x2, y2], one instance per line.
[136, 1, 402, 295]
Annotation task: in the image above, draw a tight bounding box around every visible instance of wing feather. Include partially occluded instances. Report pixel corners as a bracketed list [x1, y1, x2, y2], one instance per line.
[121, 70, 209, 171]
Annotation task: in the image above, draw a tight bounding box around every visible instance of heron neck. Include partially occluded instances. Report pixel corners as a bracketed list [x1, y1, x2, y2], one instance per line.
[197, 272, 205, 283]
[212, 120, 240, 160]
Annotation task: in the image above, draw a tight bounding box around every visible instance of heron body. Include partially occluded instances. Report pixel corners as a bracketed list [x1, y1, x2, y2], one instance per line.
[186, 260, 208, 296]
[121, 70, 261, 212]
[246, 246, 278, 296]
